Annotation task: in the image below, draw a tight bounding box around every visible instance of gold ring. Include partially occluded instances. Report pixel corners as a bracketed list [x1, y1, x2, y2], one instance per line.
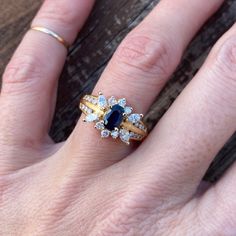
[79, 92, 148, 145]
[30, 26, 70, 50]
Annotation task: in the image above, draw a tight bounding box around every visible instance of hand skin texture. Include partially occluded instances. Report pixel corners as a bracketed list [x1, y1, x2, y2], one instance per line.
[1, 0, 236, 235]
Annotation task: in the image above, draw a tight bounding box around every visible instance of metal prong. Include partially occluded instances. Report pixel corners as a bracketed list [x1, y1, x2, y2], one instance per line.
[98, 91, 103, 95]
[140, 114, 144, 118]
[83, 119, 87, 122]
[114, 127, 119, 131]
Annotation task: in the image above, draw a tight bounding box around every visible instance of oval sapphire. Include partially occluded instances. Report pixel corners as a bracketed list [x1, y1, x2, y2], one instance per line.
[104, 104, 124, 131]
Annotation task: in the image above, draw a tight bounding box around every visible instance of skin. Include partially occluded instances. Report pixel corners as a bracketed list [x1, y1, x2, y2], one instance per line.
[0, 0, 236, 235]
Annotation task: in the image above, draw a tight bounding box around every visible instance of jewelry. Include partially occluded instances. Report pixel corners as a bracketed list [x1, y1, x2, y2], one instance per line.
[79, 92, 148, 145]
[30, 26, 70, 49]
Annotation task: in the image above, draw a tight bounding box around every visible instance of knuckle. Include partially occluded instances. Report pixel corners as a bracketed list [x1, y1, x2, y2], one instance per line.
[213, 36, 236, 84]
[2, 54, 44, 95]
[114, 34, 174, 78]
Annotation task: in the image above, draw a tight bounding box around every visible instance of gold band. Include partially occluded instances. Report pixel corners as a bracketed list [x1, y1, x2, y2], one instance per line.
[30, 26, 70, 49]
[79, 94, 148, 144]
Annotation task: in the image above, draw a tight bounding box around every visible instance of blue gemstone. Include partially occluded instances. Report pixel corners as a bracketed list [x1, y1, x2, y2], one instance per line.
[104, 104, 124, 131]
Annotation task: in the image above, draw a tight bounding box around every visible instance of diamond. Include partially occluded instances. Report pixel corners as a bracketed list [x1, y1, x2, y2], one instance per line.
[87, 108, 92, 114]
[91, 98, 97, 105]
[124, 106, 132, 115]
[108, 96, 117, 106]
[101, 129, 110, 138]
[139, 124, 145, 130]
[118, 98, 126, 107]
[84, 106, 92, 113]
[111, 130, 119, 139]
[129, 132, 136, 138]
[98, 95, 107, 108]
[119, 129, 130, 144]
[95, 121, 105, 130]
[85, 113, 98, 122]
[128, 114, 141, 124]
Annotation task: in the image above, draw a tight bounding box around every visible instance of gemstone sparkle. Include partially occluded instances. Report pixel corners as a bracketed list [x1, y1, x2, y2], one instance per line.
[101, 129, 110, 138]
[118, 98, 126, 107]
[128, 114, 141, 123]
[124, 106, 133, 115]
[119, 129, 130, 144]
[95, 121, 105, 130]
[111, 130, 119, 139]
[85, 113, 98, 122]
[98, 95, 107, 108]
[108, 96, 117, 106]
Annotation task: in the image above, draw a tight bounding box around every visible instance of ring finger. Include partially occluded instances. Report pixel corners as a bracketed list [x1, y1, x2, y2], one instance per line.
[69, 0, 224, 168]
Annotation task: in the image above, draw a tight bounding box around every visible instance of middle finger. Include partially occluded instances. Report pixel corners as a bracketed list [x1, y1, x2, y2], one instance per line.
[69, 0, 224, 168]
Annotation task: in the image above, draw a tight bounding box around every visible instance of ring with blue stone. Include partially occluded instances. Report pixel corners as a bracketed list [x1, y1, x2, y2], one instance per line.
[79, 92, 148, 145]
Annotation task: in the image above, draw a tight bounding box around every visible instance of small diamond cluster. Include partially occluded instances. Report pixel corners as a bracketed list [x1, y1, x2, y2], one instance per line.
[130, 132, 143, 140]
[83, 95, 97, 105]
[82, 94, 145, 144]
[134, 123, 147, 132]
[80, 103, 92, 114]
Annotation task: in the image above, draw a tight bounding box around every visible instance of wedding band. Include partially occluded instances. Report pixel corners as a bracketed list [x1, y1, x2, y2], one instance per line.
[79, 92, 148, 145]
[30, 26, 70, 49]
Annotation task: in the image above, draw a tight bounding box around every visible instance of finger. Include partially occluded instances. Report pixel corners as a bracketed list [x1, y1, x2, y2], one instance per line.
[68, 0, 224, 169]
[0, 0, 94, 173]
[0, 0, 94, 146]
[132, 23, 236, 199]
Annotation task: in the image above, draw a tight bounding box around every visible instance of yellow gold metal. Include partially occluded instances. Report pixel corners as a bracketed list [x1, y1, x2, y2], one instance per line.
[79, 95, 148, 141]
[81, 99, 104, 117]
[121, 121, 146, 136]
[30, 26, 70, 49]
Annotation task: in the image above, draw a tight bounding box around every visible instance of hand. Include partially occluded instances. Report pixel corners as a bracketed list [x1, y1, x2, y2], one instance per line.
[1, 0, 236, 235]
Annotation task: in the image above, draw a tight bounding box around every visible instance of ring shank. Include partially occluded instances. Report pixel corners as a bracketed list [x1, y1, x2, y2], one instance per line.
[31, 26, 70, 49]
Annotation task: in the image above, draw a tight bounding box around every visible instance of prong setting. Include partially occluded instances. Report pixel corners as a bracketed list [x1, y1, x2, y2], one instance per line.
[80, 93, 146, 144]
